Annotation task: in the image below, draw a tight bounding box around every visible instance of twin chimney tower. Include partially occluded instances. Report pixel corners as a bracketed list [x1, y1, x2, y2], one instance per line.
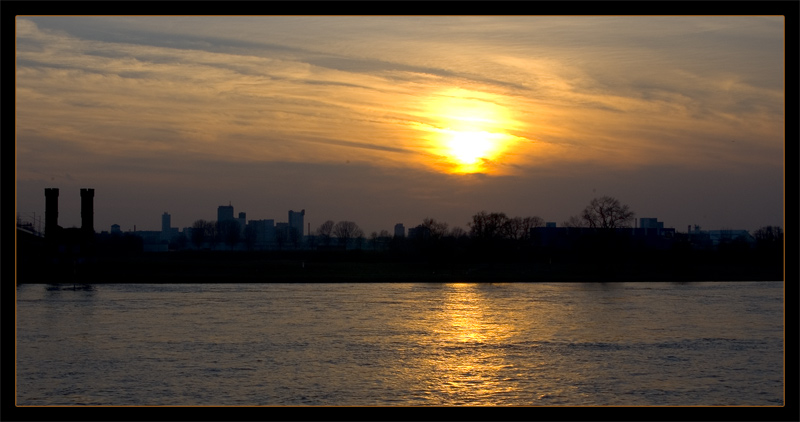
[80, 188, 94, 235]
[44, 188, 95, 238]
[44, 188, 59, 238]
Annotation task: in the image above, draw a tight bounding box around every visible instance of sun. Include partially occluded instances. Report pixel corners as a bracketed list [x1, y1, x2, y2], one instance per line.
[448, 130, 493, 165]
[422, 88, 521, 174]
[445, 130, 504, 173]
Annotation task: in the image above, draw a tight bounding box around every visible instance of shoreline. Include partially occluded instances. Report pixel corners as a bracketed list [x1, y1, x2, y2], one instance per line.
[17, 269, 783, 284]
[16, 254, 783, 285]
[22, 280, 781, 285]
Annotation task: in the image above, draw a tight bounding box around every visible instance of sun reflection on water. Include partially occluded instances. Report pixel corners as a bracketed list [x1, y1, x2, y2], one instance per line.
[439, 283, 512, 343]
[421, 283, 519, 405]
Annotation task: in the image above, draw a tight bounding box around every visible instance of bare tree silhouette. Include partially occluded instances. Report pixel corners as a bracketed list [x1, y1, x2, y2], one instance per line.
[422, 218, 449, 240]
[581, 196, 635, 229]
[316, 220, 335, 247]
[333, 221, 363, 249]
[754, 225, 783, 244]
[562, 215, 585, 228]
[449, 226, 467, 239]
[502, 216, 544, 240]
[469, 212, 543, 241]
[468, 211, 508, 240]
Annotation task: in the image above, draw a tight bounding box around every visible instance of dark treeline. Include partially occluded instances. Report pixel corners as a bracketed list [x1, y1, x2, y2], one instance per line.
[17, 197, 783, 284]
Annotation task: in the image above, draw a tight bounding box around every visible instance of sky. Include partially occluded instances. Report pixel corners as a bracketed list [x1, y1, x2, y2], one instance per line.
[15, 16, 785, 236]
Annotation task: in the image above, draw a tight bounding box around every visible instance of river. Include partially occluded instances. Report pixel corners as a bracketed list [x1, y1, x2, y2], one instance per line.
[15, 281, 784, 406]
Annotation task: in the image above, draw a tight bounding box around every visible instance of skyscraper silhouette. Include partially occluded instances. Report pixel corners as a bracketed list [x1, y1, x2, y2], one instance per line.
[289, 209, 305, 238]
[218, 204, 234, 222]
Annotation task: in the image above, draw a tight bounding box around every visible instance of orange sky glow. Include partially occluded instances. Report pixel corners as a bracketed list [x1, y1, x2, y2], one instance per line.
[15, 16, 785, 234]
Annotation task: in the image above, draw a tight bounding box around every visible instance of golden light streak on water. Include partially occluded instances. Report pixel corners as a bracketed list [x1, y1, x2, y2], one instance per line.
[420, 283, 519, 405]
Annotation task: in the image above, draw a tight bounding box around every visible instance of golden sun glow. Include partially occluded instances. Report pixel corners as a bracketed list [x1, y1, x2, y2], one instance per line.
[445, 130, 502, 173]
[421, 88, 523, 174]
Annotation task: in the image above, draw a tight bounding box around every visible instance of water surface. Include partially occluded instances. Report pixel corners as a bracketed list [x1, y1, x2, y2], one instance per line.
[16, 282, 784, 406]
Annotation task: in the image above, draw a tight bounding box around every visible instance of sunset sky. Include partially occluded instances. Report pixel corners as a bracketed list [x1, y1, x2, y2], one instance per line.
[15, 16, 784, 235]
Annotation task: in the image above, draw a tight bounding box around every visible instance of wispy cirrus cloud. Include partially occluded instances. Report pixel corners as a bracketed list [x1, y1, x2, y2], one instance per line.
[16, 16, 784, 233]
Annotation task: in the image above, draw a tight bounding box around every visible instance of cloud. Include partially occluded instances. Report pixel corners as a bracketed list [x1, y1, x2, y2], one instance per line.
[15, 16, 783, 235]
[17, 17, 783, 171]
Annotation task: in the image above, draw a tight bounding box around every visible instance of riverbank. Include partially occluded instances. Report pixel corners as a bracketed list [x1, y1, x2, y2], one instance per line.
[16, 250, 783, 284]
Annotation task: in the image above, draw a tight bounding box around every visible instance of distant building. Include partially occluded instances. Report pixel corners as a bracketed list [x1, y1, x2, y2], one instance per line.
[531, 225, 591, 249]
[160, 212, 179, 243]
[407, 225, 430, 240]
[134, 230, 167, 252]
[248, 219, 275, 249]
[288, 209, 305, 239]
[531, 224, 676, 250]
[275, 222, 290, 247]
[162, 212, 171, 233]
[708, 230, 754, 246]
[639, 218, 664, 230]
[181, 227, 194, 244]
[687, 225, 713, 249]
[394, 223, 405, 238]
[111, 224, 121, 234]
[636, 218, 671, 238]
[218, 204, 234, 222]
[237, 212, 246, 234]
[689, 227, 754, 248]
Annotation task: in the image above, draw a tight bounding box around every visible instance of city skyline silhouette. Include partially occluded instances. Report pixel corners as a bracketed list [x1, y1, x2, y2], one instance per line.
[17, 185, 784, 286]
[15, 16, 784, 243]
[18, 185, 781, 247]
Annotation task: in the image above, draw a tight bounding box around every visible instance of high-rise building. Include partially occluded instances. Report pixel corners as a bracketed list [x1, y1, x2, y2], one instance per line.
[162, 212, 171, 233]
[237, 212, 246, 233]
[161, 212, 179, 242]
[288, 209, 305, 239]
[394, 223, 405, 238]
[218, 204, 234, 222]
[407, 225, 430, 240]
